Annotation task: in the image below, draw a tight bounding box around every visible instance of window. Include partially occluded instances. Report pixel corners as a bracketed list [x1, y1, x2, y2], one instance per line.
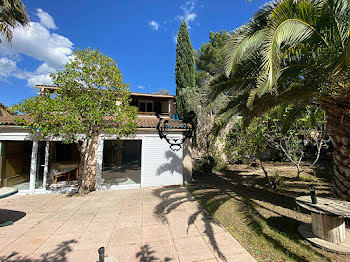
[140, 102, 146, 112]
[147, 102, 153, 112]
[138, 101, 154, 112]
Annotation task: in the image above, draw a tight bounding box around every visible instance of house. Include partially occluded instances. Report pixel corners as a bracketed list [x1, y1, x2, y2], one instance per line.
[0, 103, 12, 117]
[0, 85, 192, 194]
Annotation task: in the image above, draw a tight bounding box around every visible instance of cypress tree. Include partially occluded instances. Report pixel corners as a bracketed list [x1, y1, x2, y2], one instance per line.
[175, 19, 196, 119]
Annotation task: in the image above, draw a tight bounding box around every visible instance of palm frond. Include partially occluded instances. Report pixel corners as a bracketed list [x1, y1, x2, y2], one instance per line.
[0, 22, 13, 42]
[319, 0, 350, 48]
[225, 29, 266, 77]
[258, 18, 316, 93]
[212, 92, 249, 136]
[0, 0, 29, 43]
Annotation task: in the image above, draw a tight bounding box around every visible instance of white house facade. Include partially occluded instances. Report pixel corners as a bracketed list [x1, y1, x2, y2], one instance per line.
[0, 89, 192, 194]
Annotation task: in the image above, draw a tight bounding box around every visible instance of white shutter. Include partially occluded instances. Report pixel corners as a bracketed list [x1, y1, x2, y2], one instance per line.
[142, 135, 183, 187]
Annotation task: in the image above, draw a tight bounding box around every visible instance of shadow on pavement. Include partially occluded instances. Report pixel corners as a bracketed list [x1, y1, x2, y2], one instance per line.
[0, 239, 77, 262]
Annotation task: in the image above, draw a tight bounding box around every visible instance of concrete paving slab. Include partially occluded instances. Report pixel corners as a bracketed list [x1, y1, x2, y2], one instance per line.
[0, 186, 255, 262]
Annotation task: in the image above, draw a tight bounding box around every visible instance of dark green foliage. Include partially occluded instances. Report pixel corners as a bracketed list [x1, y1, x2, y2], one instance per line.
[210, 0, 350, 129]
[225, 117, 266, 164]
[196, 31, 230, 76]
[175, 20, 196, 119]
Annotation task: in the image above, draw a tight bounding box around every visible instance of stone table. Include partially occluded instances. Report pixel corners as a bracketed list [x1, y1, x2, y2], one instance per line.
[296, 195, 350, 254]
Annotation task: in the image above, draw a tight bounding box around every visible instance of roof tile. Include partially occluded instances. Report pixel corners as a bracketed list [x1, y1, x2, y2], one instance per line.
[0, 115, 187, 129]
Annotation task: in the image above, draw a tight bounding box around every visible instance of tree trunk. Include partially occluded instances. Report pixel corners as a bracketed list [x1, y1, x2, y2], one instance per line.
[323, 99, 350, 199]
[76, 133, 99, 195]
[84, 133, 99, 192]
[259, 158, 268, 179]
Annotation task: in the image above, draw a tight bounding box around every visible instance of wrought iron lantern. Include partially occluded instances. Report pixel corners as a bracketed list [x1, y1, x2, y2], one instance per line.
[157, 111, 194, 152]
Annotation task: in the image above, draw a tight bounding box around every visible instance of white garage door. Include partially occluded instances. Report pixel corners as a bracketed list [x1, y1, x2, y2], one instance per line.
[142, 135, 183, 187]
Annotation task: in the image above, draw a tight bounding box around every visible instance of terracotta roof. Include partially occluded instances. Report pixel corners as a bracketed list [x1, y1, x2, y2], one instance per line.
[130, 92, 175, 99]
[0, 114, 33, 125]
[0, 115, 187, 129]
[34, 85, 175, 98]
[0, 103, 8, 109]
[137, 117, 186, 129]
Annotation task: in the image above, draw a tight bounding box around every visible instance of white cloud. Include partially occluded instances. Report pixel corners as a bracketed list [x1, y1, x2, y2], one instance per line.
[149, 20, 160, 30]
[138, 85, 145, 90]
[186, 13, 197, 22]
[0, 8, 73, 87]
[26, 62, 56, 87]
[35, 63, 57, 75]
[37, 8, 57, 30]
[27, 73, 53, 87]
[0, 21, 73, 68]
[173, 34, 178, 44]
[0, 58, 17, 77]
[177, 0, 198, 25]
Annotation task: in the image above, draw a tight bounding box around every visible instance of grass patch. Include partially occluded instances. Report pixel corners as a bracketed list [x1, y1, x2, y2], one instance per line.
[188, 161, 349, 262]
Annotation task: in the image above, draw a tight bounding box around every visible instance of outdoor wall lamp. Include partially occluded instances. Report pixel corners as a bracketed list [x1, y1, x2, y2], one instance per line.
[157, 111, 195, 152]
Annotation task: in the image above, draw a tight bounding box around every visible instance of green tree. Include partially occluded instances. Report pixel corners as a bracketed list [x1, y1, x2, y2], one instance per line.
[225, 117, 265, 163]
[181, 30, 230, 161]
[12, 48, 138, 194]
[225, 117, 268, 177]
[175, 19, 196, 119]
[196, 31, 230, 76]
[210, 0, 350, 199]
[152, 88, 170, 95]
[0, 0, 29, 43]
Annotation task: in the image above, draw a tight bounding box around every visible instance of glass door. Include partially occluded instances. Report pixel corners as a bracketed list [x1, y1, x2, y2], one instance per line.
[102, 140, 141, 187]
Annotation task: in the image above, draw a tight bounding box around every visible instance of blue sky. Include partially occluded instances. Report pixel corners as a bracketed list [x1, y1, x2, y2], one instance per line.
[0, 0, 267, 106]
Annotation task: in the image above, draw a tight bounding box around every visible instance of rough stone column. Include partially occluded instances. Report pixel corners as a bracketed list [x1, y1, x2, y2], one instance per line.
[183, 138, 192, 185]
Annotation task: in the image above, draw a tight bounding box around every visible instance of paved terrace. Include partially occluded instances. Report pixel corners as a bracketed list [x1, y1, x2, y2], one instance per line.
[0, 187, 255, 262]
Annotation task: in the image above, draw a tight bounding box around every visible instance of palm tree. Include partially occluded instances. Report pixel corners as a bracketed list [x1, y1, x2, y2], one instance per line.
[0, 0, 29, 43]
[211, 0, 350, 199]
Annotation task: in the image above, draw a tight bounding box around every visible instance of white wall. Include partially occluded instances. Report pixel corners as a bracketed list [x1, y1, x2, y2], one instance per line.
[0, 128, 185, 192]
[141, 135, 183, 187]
[96, 132, 184, 189]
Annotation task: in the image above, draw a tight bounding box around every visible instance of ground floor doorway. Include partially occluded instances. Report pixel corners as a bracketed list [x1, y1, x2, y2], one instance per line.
[0, 141, 32, 190]
[35, 141, 80, 192]
[102, 140, 141, 187]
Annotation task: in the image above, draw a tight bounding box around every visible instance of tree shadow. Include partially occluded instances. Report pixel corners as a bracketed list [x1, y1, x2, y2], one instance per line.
[136, 244, 173, 262]
[236, 197, 321, 262]
[0, 239, 77, 262]
[156, 151, 182, 176]
[188, 169, 337, 262]
[0, 209, 26, 224]
[219, 169, 335, 215]
[311, 160, 334, 183]
[152, 186, 229, 261]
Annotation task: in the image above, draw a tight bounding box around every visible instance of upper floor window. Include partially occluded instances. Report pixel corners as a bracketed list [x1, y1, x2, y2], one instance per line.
[139, 101, 153, 112]
[131, 97, 170, 115]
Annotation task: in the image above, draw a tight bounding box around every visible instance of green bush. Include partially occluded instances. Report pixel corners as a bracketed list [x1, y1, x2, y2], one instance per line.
[225, 118, 266, 164]
[213, 157, 228, 172]
[193, 157, 214, 174]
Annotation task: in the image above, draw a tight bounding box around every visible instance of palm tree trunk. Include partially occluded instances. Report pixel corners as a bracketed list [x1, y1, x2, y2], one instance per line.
[323, 100, 350, 199]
